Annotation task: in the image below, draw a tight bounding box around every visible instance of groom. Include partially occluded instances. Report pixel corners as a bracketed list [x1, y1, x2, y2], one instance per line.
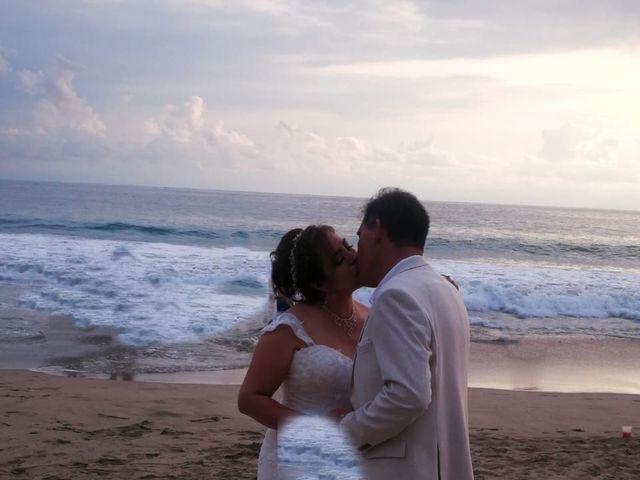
[340, 188, 474, 480]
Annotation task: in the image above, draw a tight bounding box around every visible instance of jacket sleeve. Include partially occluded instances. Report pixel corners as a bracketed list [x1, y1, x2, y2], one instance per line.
[340, 286, 432, 448]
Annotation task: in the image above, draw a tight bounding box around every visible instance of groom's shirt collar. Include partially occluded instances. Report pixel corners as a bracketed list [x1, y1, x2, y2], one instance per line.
[369, 254, 425, 304]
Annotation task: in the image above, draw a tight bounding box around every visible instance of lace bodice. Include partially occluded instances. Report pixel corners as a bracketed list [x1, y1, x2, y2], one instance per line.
[261, 312, 353, 414]
[257, 312, 356, 480]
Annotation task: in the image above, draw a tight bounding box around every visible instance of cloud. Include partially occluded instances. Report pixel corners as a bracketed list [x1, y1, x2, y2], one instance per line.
[538, 125, 619, 165]
[0, 93, 264, 186]
[0, 53, 8, 76]
[143, 96, 261, 170]
[508, 124, 636, 185]
[0, 55, 106, 144]
[144, 98, 202, 144]
[538, 127, 577, 163]
[308, 49, 640, 92]
[145, 96, 248, 148]
[410, 1, 640, 57]
[130, 110, 457, 183]
[0, 127, 22, 136]
[14, 59, 107, 137]
[17, 69, 43, 93]
[269, 121, 454, 180]
[396, 140, 454, 168]
[179, 0, 291, 15]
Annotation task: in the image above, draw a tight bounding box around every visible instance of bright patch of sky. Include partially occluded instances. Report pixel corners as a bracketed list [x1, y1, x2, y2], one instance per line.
[0, 1, 638, 210]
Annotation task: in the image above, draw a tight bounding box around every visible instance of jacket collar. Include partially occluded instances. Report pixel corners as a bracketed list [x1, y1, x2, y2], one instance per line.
[369, 255, 426, 304]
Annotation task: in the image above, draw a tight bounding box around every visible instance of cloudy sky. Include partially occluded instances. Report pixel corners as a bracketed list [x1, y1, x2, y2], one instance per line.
[0, 1, 638, 210]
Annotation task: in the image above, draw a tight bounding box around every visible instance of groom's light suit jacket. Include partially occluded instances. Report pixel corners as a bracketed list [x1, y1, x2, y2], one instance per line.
[342, 255, 474, 480]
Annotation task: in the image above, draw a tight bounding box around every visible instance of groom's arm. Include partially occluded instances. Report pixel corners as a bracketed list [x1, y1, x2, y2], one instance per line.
[341, 287, 432, 449]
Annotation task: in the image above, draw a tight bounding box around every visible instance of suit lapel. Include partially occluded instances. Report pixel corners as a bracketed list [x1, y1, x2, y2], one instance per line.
[350, 256, 427, 390]
[350, 313, 370, 388]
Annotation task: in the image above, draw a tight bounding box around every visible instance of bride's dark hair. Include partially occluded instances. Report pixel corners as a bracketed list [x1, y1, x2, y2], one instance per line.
[270, 225, 334, 304]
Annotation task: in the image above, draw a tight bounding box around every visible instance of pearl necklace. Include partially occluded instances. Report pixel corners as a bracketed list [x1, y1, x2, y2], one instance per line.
[322, 302, 357, 337]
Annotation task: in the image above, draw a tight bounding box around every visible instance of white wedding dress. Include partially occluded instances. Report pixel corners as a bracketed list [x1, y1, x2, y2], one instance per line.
[257, 311, 356, 480]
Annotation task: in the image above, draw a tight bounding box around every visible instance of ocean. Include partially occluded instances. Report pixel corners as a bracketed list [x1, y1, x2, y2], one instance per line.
[0, 179, 639, 374]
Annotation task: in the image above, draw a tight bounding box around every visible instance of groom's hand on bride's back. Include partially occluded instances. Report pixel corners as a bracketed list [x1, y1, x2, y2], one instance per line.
[442, 274, 459, 290]
[329, 408, 352, 422]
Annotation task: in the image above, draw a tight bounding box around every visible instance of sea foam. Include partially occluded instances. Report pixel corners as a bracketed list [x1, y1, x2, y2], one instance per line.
[0, 233, 270, 345]
[1, 233, 639, 345]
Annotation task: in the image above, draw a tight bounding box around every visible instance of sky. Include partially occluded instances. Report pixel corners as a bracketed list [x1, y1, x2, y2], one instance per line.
[0, 1, 639, 210]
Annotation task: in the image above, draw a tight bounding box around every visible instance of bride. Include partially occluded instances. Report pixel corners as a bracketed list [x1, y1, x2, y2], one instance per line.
[238, 225, 368, 479]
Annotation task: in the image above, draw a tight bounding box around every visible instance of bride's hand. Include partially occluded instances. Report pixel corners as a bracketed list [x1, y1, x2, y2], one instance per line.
[329, 408, 352, 422]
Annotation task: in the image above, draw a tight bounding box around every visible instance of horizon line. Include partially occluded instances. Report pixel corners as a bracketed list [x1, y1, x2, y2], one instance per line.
[1, 176, 638, 215]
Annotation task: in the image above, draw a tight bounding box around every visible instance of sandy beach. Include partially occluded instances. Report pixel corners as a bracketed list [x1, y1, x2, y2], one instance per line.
[2, 299, 640, 478]
[2, 290, 640, 478]
[1, 369, 639, 479]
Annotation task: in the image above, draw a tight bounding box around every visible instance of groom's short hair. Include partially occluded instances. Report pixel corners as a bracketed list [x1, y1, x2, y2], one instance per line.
[362, 188, 429, 249]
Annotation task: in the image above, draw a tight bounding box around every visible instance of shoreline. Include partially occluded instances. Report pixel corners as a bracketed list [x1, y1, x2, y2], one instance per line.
[2, 290, 639, 395]
[20, 360, 640, 396]
[5, 328, 639, 394]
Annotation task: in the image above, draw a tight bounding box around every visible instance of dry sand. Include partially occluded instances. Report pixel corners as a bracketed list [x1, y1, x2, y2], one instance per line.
[1, 370, 259, 479]
[1, 370, 639, 479]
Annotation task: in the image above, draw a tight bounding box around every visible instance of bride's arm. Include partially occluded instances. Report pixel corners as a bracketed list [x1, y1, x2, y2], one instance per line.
[237, 326, 302, 429]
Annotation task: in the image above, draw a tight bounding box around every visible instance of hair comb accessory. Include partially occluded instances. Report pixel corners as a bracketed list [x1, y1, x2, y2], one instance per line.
[289, 230, 304, 292]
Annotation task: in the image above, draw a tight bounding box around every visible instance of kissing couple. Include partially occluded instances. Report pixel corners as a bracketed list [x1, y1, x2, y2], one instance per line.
[239, 188, 474, 480]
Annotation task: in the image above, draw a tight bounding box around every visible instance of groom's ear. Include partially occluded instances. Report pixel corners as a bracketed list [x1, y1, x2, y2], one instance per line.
[372, 218, 384, 244]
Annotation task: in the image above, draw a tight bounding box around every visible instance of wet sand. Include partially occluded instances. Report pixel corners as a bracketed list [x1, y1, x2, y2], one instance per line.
[469, 334, 640, 394]
[0, 299, 257, 379]
[1, 370, 639, 479]
[4, 301, 640, 395]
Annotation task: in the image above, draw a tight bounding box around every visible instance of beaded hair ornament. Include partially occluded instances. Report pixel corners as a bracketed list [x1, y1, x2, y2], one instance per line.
[288, 230, 304, 300]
